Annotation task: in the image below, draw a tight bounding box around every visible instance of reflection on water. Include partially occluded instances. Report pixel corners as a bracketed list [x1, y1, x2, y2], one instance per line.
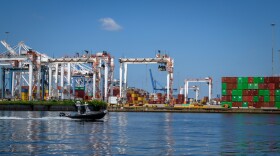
[220, 114, 280, 155]
[0, 111, 280, 155]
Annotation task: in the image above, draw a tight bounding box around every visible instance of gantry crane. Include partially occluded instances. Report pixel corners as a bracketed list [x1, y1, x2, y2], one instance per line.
[184, 77, 212, 104]
[0, 40, 114, 102]
[119, 51, 174, 105]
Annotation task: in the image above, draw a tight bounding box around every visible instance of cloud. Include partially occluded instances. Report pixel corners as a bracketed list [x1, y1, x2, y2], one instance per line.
[99, 17, 122, 31]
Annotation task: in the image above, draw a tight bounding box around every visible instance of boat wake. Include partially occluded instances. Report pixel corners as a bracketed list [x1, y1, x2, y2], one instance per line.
[0, 116, 74, 120]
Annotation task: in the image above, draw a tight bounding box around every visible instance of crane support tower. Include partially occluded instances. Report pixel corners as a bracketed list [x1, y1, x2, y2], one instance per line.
[184, 77, 212, 104]
[119, 51, 174, 105]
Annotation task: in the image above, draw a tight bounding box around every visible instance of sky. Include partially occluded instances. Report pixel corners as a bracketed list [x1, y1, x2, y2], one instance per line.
[0, 0, 280, 98]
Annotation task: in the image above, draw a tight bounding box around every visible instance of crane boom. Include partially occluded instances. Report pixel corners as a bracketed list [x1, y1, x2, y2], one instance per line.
[0, 40, 17, 56]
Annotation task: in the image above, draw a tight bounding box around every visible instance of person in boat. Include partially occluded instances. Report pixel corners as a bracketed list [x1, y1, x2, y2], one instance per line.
[76, 101, 91, 115]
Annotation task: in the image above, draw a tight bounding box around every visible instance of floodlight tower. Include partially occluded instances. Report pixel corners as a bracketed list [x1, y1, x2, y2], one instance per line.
[271, 23, 276, 76]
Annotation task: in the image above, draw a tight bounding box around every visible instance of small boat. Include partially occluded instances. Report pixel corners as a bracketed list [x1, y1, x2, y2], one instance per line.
[59, 101, 107, 120]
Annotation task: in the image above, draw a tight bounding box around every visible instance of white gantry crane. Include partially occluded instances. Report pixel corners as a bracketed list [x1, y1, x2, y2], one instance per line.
[189, 85, 199, 102]
[184, 77, 212, 104]
[0, 40, 50, 100]
[48, 51, 114, 102]
[119, 51, 174, 105]
[0, 40, 114, 102]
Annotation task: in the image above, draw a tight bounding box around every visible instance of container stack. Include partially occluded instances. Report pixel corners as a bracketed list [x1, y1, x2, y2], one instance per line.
[221, 77, 280, 108]
[176, 94, 184, 104]
[75, 87, 85, 98]
[21, 86, 28, 101]
[148, 93, 167, 104]
[126, 89, 147, 105]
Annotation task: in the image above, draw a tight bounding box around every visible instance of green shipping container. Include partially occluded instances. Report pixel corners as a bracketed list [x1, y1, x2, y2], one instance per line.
[276, 96, 280, 102]
[238, 77, 248, 84]
[232, 96, 238, 102]
[248, 83, 254, 89]
[259, 90, 264, 96]
[276, 102, 280, 109]
[237, 83, 248, 89]
[275, 90, 280, 96]
[222, 89, 227, 96]
[253, 96, 259, 102]
[75, 87, 85, 90]
[264, 96, 270, 102]
[238, 96, 243, 102]
[259, 90, 269, 96]
[253, 77, 264, 83]
[232, 90, 242, 96]
[242, 102, 248, 107]
[264, 90, 270, 96]
[222, 83, 227, 90]
[253, 83, 259, 89]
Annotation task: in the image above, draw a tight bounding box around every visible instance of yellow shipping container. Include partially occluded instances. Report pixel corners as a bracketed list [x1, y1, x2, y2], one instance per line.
[131, 94, 138, 98]
[21, 94, 28, 101]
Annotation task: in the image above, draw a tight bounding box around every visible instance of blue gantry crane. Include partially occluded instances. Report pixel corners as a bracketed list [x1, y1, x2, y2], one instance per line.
[149, 69, 177, 93]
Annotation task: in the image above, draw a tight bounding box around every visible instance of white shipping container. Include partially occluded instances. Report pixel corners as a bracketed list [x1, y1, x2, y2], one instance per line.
[109, 96, 118, 104]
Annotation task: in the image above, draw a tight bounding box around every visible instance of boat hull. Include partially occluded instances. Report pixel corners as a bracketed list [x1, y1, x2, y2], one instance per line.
[60, 110, 107, 120]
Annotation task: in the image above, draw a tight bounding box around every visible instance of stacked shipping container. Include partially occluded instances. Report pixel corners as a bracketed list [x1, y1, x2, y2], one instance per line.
[21, 86, 48, 101]
[221, 77, 280, 108]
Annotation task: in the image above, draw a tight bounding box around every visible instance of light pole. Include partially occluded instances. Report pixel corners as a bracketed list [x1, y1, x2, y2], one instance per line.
[5, 32, 9, 41]
[279, 49, 280, 75]
[271, 23, 276, 76]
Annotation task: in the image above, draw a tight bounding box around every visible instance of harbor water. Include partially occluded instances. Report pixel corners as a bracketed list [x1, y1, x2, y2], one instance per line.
[0, 111, 280, 155]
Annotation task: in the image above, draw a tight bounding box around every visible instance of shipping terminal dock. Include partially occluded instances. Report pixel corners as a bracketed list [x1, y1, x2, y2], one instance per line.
[0, 40, 280, 113]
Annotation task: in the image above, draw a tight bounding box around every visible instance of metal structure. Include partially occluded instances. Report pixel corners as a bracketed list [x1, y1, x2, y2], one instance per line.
[47, 51, 114, 101]
[149, 68, 177, 93]
[119, 52, 174, 104]
[184, 77, 212, 104]
[0, 40, 114, 102]
[189, 85, 199, 102]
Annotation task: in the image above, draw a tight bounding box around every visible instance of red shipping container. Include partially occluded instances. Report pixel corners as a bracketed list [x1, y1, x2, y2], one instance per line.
[227, 77, 236, 83]
[243, 96, 248, 102]
[243, 96, 253, 102]
[270, 96, 275, 102]
[263, 102, 270, 107]
[248, 77, 254, 83]
[270, 90, 275, 96]
[259, 96, 264, 102]
[248, 102, 254, 107]
[222, 77, 228, 83]
[269, 77, 275, 83]
[275, 77, 280, 83]
[269, 102, 275, 107]
[232, 102, 242, 107]
[264, 77, 275, 83]
[247, 90, 253, 96]
[227, 90, 232, 95]
[243, 90, 249, 96]
[252, 90, 258, 96]
[253, 102, 258, 108]
[226, 84, 236, 90]
[268, 83, 275, 90]
[222, 96, 229, 101]
[248, 96, 253, 102]
[259, 84, 268, 89]
[275, 83, 280, 89]
[264, 77, 269, 83]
